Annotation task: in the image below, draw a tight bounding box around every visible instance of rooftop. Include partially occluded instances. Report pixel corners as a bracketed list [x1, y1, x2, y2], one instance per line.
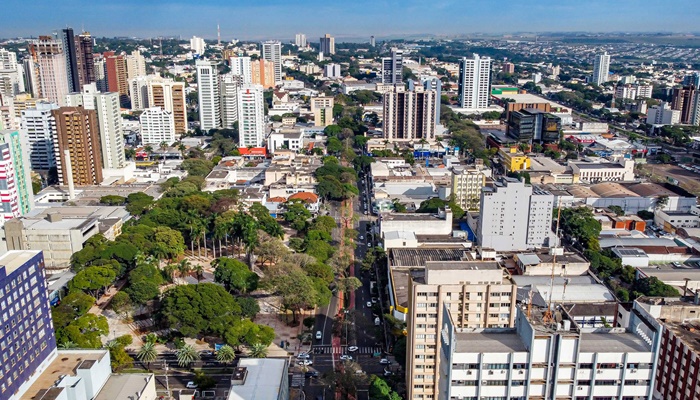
[454, 331, 527, 353]
[94, 374, 154, 400]
[229, 358, 287, 400]
[0, 250, 41, 275]
[22, 350, 109, 400]
[578, 332, 650, 353]
[426, 261, 500, 271]
[390, 248, 470, 268]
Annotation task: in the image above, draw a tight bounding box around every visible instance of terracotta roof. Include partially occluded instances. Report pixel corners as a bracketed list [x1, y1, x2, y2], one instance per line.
[238, 147, 268, 156]
[288, 192, 319, 203]
[268, 197, 287, 203]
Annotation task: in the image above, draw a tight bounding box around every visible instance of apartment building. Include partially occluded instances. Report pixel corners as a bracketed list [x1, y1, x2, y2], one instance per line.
[51, 106, 103, 185]
[104, 52, 129, 108]
[0, 130, 34, 223]
[195, 59, 221, 131]
[382, 48, 404, 84]
[319, 34, 335, 55]
[230, 56, 252, 84]
[451, 166, 486, 211]
[139, 107, 175, 145]
[458, 54, 491, 109]
[646, 102, 680, 125]
[671, 85, 697, 124]
[406, 261, 517, 400]
[220, 73, 242, 130]
[592, 52, 611, 85]
[20, 102, 59, 171]
[237, 84, 265, 147]
[30, 36, 69, 105]
[311, 96, 334, 127]
[261, 41, 282, 84]
[383, 85, 437, 142]
[125, 50, 146, 80]
[251, 59, 275, 89]
[0, 48, 25, 99]
[478, 177, 554, 252]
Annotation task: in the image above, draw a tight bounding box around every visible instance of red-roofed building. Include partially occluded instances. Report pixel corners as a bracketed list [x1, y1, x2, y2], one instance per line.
[238, 147, 268, 159]
[288, 191, 320, 213]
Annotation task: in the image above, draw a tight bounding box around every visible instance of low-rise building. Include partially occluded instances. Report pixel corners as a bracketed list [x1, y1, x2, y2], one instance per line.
[499, 148, 530, 172]
[267, 129, 304, 153]
[511, 248, 590, 276]
[227, 359, 289, 400]
[568, 158, 635, 183]
[380, 208, 453, 238]
[654, 209, 700, 233]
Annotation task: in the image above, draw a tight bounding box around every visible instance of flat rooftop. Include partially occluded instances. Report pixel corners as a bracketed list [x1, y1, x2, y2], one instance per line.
[22, 350, 108, 400]
[390, 248, 470, 268]
[578, 332, 650, 353]
[229, 358, 287, 400]
[390, 269, 411, 308]
[454, 332, 527, 353]
[426, 261, 500, 271]
[0, 250, 41, 275]
[95, 374, 153, 400]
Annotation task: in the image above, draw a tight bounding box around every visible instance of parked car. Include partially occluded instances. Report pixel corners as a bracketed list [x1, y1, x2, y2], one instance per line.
[297, 352, 311, 359]
[371, 297, 378, 303]
[316, 331, 322, 340]
[305, 371, 319, 378]
[340, 355, 353, 361]
[379, 358, 391, 365]
[298, 360, 313, 366]
[366, 301, 372, 308]
[347, 346, 359, 352]
[186, 382, 198, 389]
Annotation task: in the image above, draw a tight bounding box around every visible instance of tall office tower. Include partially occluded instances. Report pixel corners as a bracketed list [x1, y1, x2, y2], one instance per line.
[319, 34, 335, 55]
[262, 41, 283, 84]
[683, 72, 700, 87]
[310, 96, 334, 127]
[478, 177, 554, 251]
[125, 50, 146, 80]
[30, 36, 70, 104]
[0, 130, 34, 221]
[250, 59, 275, 89]
[93, 54, 108, 92]
[22, 58, 39, 98]
[21, 102, 59, 170]
[0, 48, 26, 98]
[451, 166, 486, 211]
[65, 84, 125, 169]
[139, 107, 176, 145]
[195, 59, 221, 131]
[295, 33, 307, 47]
[0, 250, 58, 399]
[405, 261, 517, 400]
[410, 77, 442, 126]
[458, 54, 492, 109]
[671, 85, 697, 124]
[382, 85, 437, 142]
[370, 36, 376, 47]
[237, 84, 265, 147]
[148, 78, 187, 135]
[51, 106, 103, 185]
[61, 28, 80, 92]
[230, 56, 252, 84]
[381, 48, 404, 84]
[592, 51, 611, 85]
[220, 73, 241, 129]
[74, 31, 95, 87]
[105, 52, 129, 108]
[190, 36, 206, 55]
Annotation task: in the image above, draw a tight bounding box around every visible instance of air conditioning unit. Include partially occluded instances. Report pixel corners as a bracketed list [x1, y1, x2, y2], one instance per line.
[466, 371, 472, 375]
[488, 371, 494, 375]
[519, 371, 524, 375]
[616, 380, 621, 384]
[577, 386, 583, 391]
[631, 369, 638, 373]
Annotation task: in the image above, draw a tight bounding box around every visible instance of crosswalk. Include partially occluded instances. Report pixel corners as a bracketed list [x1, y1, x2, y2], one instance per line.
[311, 345, 383, 355]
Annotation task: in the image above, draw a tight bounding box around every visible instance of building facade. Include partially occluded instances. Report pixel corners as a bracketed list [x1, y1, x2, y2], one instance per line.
[458, 54, 492, 109]
[125, 50, 146, 81]
[237, 84, 265, 147]
[311, 96, 334, 127]
[74, 32, 95, 88]
[382, 48, 404, 85]
[671, 85, 696, 124]
[261, 41, 282, 84]
[51, 106, 103, 185]
[319, 34, 335, 55]
[506, 108, 562, 143]
[190, 36, 206, 55]
[250, 59, 275, 89]
[196, 59, 221, 131]
[451, 166, 486, 211]
[0, 130, 34, 223]
[323, 64, 341, 79]
[104, 52, 129, 108]
[646, 102, 680, 125]
[382, 85, 437, 142]
[20, 102, 59, 171]
[295, 33, 307, 47]
[592, 52, 611, 85]
[229, 56, 252, 84]
[0, 48, 25, 99]
[220, 73, 241, 130]
[30, 36, 69, 105]
[139, 107, 176, 145]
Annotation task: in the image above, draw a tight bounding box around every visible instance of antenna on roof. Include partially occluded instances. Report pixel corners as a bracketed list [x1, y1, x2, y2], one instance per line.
[542, 197, 562, 326]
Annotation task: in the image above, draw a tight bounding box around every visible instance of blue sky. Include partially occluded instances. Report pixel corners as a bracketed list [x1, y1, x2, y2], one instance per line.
[2, 0, 699, 40]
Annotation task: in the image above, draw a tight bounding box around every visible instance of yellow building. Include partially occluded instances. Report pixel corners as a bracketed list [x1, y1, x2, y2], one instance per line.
[499, 147, 531, 172]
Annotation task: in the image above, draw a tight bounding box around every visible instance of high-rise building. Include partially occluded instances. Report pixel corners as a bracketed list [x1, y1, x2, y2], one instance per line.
[323, 63, 341, 79]
[451, 166, 486, 211]
[74, 31, 95, 88]
[502, 61, 515, 74]
[506, 108, 562, 143]
[128, 75, 151, 110]
[646, 102, 680, 125]
[477, 177, 554, 251]
[125, 50, 146, 80]
[237, 84, 265, 147]
[51, 106, 103, 185]
[262, 41, 282, 84]
[319, 34, 335, 55]
[382, 85, 437, 142]
[370, 36, 376, 47]
[592, 52, 611, 85]
[409, 77, 442, 126]
[0, 93, 16, 130]
[381, 48, 403, 84]
[104, 52, 129, 108]
[190, 36, 206, 55]
[195, 59, 221, 131]
[12, 94, 46, 120]
[21, 102, 59, 170]
[310, 96, 334, 127]
[229, 56, 252, 84]
[671, 85, 696, 124]
[30, 36, 70, 105]
[61, 28, 80, 93]
[0, 48, 26, 99]
[22, 58, 39, 98]
[220, 73, 241, 130]
[250, 59, 275, 89]
[406, 260, 517, 400]
[93, 53, 108, 93]
[683, 72, 700, 88]
[458, 54, 492, 109]
[148, 77, 187, 135]
[0, 130, 34, 222]
[139, 107, 176, 145]
[295, 33, 307, 47]
[65, 84, 125, 169]
[0, 250, 58, 399]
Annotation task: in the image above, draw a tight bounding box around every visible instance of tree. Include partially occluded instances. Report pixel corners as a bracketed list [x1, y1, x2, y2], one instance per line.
[254, 236, 289, 267]
[69, 266, 116, 298]
[58, 314, 109, 348]
[608, 205, 625, 216]
[110, 291, 132, 319]
[265, 268, 318, 323]
[176, 344, 200, 367]
[160, 283, 241, 337]
[633, 277, 679, 297]
[248, 343, 268, 358]
[181, 158, 215, 177]
[303, 316, 316, 330]
[100, 195, 126, 205]
[52, 292, 96, 328]
[236, 297, 261, 319]
[336, 277, 363, 294]
[108, 335, 134, 371]
[655, 195, 669, 210]
[136, 342, 158, 370]
[369, 375, 402, 400]
[152, 226, 186, 262]
[213, 258, 259, 293]
[216, 344, 236, 370]
[125, 192, 154, 215]
[284, 201, 312, 231]
[392, 336, 407, 368]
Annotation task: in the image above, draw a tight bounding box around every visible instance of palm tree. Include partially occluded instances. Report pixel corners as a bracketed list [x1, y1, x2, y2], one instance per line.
[193, 264, 205, 282]
[248, 343, 268, 358]
[137, 342, 158, 371]
[164, 263, 178, 283]
[178, 259, 193, 283]
[160, 141, 169, 152]
[58, 341, 78, 349]
[177, 142, 186, 158]
[176, 344, 200, 367]
[216, 345, 236, 371]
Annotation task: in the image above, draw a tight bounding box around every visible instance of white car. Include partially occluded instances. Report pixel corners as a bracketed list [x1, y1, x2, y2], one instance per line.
[359, 235, 364, 240]
[315, 331, 322, 340]
[186, 381, 198, 389]
[297, 352, 311, 359]
[298, 360, 313, 366]
[379, 358, 391, 365]
[340, 355, 352, 361]
[366, 301, 372, 308]
[347, 346, 359, 352]
[371, 297, 378, 304]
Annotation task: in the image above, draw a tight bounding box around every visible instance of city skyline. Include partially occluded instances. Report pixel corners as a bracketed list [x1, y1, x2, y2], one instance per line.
[1, 0, 699, 40]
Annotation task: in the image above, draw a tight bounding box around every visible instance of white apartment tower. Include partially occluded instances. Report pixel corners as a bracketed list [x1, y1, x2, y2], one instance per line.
[220, 73, 242, 129]
[229, 56, 252, 84]
[592, 52, 611, 85]
[295, 33, 307, 47]
[139, 107, 176, 145]
[451, 166, 486, 211]
[125, 50, 147, 80]
[190, 36, 206, 55]
[0, 48, 25, 99]
[196, 59, 221, 131]
[128, 75, 151, 110]
[478, 177, 554, 251]
[458, 54, 492, 109]
[31, 36, 70, 105]
[382, 48, 404, 84]
[383, 85, 437, 142]
[237, 84, 265, 147]
[20, 102, 59, 170]
[129, 75, 187, 134]
[262, 41, 283, 84]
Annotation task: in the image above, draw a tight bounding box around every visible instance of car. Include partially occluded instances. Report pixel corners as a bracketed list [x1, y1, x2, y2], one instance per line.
[379, 358, 391, 365]
[200, 350, 213, 356]
[186, 381, 198, 389]
[359, 235, 364, 240]
[672, 262, 682, 267]
[298, 360, 313, 366]
[316, 331, 322, 340]
[347, 346, 359, 352]
[366, 301, 372, 308]
[364, 211, 368, 215]
[371, 297, 378, 304]
[297, 352, 311, 359]
[305, 371, 319, 378]
[374, 317, 381, 326]
[340, 355, 353, 361]
[383, 369, 393, 376]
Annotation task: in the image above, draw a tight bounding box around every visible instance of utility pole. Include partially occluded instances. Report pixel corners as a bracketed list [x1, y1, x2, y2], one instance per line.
[164, 364, 171, 399]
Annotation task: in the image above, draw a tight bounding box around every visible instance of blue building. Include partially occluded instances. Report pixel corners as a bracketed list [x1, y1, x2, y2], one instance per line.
[0, 250, 57, 399]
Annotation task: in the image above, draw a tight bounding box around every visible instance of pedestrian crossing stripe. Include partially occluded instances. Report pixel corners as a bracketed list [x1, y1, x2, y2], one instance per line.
[310, 345, 382, 354]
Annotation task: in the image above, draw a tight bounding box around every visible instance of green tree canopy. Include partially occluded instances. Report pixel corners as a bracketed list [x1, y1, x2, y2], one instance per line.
[159, 283, 242, 337]
[213, 257, 259, 293]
